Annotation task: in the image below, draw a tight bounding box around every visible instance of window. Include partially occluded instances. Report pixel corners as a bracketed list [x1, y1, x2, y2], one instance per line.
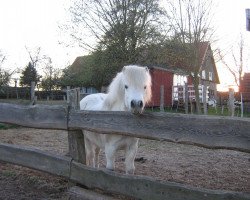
[202, 70, 206, 79]
[173, 74, 187, 85]
[209, 72, 213, 81]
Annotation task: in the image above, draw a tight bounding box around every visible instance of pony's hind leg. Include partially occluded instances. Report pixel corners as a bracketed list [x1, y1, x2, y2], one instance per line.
[94, 147, 100, 168]
[84, 137, 96, 167]
[105, 145, 116, 171]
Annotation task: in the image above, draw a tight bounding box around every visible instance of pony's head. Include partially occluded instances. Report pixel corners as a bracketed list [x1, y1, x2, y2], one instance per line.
[104, 65, 152, 114]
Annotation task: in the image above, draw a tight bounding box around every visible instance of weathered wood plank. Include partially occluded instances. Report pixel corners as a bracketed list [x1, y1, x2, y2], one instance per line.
[0, 143, 71, 178]
[67, 88, 86, 164]
[70, 161, 250, 200]
[0, 102, 249, 152]
[68, 130, 86, 164]
[69, 111, 250, 153]
[68, 186, 117, 200]
[0, 143, 249, 200]
[0, 103, 67, 130]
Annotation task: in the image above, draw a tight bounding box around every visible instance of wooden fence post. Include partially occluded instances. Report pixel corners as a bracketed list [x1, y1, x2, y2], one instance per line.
[14, 79, 19, 99]
[160, 85, 164, 112]
[67, 87, 86, 164]
[66, 86, 70, 104]
[184, 83, 188, 114]
[240, 92, 244, 118]
[203, 82, 207, 115]
[228, 88, 235, 117]
[190, 98, 194, 114]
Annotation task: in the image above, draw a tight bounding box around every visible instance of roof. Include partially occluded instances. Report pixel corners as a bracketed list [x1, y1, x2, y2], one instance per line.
[148, 65, 189, 76]
[198, 42, 209, 66]
[199, 42, 220, 84]
[70, 56, 87, 72]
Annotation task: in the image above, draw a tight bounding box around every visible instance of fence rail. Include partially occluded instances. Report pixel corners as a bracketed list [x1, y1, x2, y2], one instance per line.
[1, 103, 249, 153]
[0, 102, 250, 199]
[0, 143, 249, 200]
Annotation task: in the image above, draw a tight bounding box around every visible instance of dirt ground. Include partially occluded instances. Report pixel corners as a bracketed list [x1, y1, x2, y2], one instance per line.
[0, 127, 249, 199]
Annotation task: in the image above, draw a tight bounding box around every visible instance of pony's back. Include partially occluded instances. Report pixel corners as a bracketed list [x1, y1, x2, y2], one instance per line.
[80, 93, 107, 111]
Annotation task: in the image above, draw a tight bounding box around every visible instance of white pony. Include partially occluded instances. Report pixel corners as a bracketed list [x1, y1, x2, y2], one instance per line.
[80, 65, 152, 174]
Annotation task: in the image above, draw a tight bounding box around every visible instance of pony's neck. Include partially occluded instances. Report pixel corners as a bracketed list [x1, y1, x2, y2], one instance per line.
[109, 99, 127, 111]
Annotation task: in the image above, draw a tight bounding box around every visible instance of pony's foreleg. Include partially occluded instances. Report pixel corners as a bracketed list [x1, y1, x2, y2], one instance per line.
[105, 145, 116, 171]
[125, 139, 139, 175]
[94, 147, 100, 168]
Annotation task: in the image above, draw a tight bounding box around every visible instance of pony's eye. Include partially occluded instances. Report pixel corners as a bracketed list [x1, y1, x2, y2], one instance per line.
[125, 85, 128, 89]
[144, 86, 147, 90]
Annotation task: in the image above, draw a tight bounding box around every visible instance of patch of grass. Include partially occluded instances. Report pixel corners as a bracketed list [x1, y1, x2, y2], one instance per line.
[2, 170, 17, 177]
[0, 99, 31, 105]
[26, 176, 45, 185]
[146, 106, 250, 118]
[0, 123, 19, 130]
[0, 99, 66, 106]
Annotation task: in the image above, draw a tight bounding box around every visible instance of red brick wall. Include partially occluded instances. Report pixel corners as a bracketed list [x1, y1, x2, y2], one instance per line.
[240, 73, 250, 101]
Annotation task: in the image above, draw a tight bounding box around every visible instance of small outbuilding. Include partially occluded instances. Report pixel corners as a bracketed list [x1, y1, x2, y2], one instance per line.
[147, 42, 220, 108]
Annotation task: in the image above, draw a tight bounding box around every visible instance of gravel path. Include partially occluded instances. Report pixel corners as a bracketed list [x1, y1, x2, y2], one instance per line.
[0, 127, 249, 199]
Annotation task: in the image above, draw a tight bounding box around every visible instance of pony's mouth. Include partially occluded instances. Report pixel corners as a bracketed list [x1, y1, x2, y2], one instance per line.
[131, 108, 143, 115]
[130, 99, 144, 115]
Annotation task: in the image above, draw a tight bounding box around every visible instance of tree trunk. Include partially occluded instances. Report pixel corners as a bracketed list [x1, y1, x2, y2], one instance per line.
[193, 76, 201, 114]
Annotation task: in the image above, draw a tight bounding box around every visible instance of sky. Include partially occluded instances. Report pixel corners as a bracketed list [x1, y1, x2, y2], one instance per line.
[0, 0, 83, 70]
[0, 0, 250, 91]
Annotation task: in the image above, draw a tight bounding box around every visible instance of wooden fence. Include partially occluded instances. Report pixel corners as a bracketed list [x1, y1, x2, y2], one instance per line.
[0, 100, 250, 199]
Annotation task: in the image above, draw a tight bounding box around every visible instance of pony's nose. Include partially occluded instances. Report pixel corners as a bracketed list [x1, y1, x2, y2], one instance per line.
[138, 100, 143, 108]
[131, 100, 144, 109]
[131, 100, 136, 108]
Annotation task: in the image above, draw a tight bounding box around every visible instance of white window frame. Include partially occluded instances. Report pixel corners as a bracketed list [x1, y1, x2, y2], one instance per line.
[209, 72, 213, 81]
[202, 70, 206, 79]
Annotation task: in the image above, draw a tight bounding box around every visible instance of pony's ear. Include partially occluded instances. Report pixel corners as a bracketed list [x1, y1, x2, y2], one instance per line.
[122, 66, 127, 72]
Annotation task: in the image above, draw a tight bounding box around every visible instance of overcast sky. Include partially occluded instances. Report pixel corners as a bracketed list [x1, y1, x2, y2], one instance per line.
[0, 0, 249, 91]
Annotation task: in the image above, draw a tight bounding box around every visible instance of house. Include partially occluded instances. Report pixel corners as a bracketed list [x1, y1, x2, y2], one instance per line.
[240, 73, 250, 102]
[70, 56, 98, 94]
[147, 42, 220, 108]
[196, 42, 220, 100]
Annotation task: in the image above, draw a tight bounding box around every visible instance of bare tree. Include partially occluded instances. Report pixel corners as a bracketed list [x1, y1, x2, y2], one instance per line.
[0, 51, 11, 87]
[165, 0, 215, 114]
[25, 46, 50, 70]
[0, 51, 6, 67]
[218, 34, 248, 88]
[41, 57, 62, 92]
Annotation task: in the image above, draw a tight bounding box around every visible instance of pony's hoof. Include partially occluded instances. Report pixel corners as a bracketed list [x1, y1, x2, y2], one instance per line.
[106, 168, 114, 172]
[126, 169, 135, 175]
